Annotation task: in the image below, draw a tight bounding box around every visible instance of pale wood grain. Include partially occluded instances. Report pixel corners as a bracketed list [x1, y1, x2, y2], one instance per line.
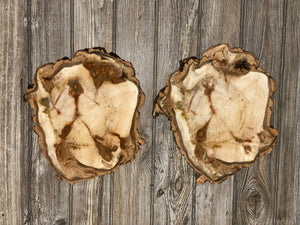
[28, 0, 72, 224]
[71, 1, 114, 224]
[195, 1, 241, 224]
[112, 0, 155, 224]
[153, 1, 199, 224]
[0, 1, 29, 224]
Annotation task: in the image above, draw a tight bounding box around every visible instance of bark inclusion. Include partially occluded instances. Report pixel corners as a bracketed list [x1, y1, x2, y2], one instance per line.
[27, 48, 145, 184]
[154, 44, 278, 184]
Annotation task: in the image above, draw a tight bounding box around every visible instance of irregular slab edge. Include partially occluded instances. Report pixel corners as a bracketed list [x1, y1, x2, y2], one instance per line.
[153, 44, 278, 184]
[26, 48, 145, 185]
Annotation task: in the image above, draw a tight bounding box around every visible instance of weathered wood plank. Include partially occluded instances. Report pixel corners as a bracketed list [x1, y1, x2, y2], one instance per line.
[274, 0, 299, 224]
[295, 56, 300, 225]
[111, 1, 155, 224]
[71, 0, 114, 224]
[197, 0, 241, 53]
[0, 0, 29, 224]
[195, 1, 241, 224]
[232, 1, 286, 224]
[28, 1, 72, 224]
[73, 0, 113, 51]
[295, 11, 300, 220]
[153, 1, 199, 224]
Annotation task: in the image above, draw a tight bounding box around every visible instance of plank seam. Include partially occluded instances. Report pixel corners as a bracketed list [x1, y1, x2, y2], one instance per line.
[191, 1, 202, 224]
[196, 0, 202, 57]
[25, 0, 33, 224]
[238, 0, 245, 48]
[110, 1, 118, 224]
[150, 0, 159, 224]
[68, 1, 74, 224]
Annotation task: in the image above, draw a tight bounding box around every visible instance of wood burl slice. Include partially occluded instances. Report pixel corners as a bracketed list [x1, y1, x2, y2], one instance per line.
[153, 44, 278, 184]
[26, 48, 145, 184]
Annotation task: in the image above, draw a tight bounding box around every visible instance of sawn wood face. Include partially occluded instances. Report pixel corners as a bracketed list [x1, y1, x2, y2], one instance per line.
[154, 44, 278, 183]
[27, 48, 145, 184]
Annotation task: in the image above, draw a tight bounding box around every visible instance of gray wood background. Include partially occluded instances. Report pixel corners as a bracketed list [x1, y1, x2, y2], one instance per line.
[0, 0, 299, 224]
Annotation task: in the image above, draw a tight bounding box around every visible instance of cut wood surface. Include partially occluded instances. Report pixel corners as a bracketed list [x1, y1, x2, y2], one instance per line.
[0, 0, 299, 225]
[26, 48, 145, 184]
[153, 44, 278, 184]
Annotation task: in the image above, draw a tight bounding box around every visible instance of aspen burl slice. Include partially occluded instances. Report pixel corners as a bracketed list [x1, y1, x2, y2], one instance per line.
[26, 48, 145, 184]
[153, 44, 278, 184]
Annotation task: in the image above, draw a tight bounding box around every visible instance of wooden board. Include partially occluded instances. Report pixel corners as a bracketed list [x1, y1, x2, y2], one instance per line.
[153, 1, 199, 224]
[112, 1, 155, 224]
[0, 1, 29, 224]
[27, 1, 72, 224]
[0, 0, 299, 224]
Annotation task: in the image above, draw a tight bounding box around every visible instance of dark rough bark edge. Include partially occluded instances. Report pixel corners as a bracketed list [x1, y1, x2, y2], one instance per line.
[153, 43, 278, 184]
[26, 48, 145, 185]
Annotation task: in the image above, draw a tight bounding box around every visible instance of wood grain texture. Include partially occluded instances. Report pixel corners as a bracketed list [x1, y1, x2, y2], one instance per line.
[274, 0, 299, 224]
[0, 1, 29, 224]
[153, 1, 199, 224]
[71, 1, 114, 224]
[295, 43, 300, 225]
[28, 0, 72, 224]
[112, 0, 155, 224]
[0, 0, 299, 224]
